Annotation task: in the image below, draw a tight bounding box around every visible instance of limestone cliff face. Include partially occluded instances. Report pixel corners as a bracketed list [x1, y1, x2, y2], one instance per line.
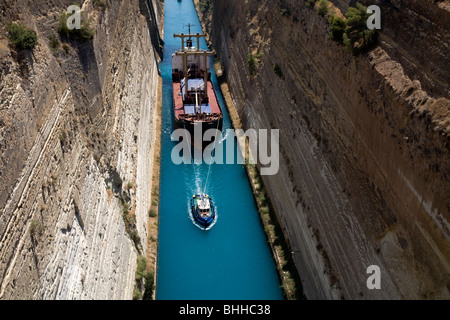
[0, 0, 162, 299]
[206, 0, 450, 299]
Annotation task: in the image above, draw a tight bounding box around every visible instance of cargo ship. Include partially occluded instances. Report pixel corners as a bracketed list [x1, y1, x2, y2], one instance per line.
[191, 193, 216, 229]
[172, 25, 223, 133]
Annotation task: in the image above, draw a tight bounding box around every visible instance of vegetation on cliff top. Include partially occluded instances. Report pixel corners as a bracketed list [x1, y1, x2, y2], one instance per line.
[5, 22, 38, 50]
[317, 0, 330, 17]
[329, 15, 346, 43]
[306, 1, 379, 55]
[57, 12, 95, 41]
[342, 3, 378, 55]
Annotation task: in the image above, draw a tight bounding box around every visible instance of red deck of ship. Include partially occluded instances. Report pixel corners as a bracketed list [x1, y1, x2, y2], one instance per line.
[173, 82, 184, 119]
[173, 81, 221, 119]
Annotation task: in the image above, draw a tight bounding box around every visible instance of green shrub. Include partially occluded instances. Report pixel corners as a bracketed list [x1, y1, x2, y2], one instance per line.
[122, 202, 130, 214]
[305, 0, 316, 9]
[317, 0, 329, 17]
[259, 206, 270, 215]
[30, 219, 45, 238]
[48, 34, 60, 52]
[257, 193, 267, 206]
[126, 181, 133, 190]
[345, 3, 369, 31]
[132, 288, 141, 300]
[149, 208, 157, 218]
[152, 185, 159, 197]
[57, 13, 70, 36]
[247, 53, 257, 75]
[344, 2, 378, 54]
[59, 131, 67, 143]
[142, 271, 154, 300]
[273, 64, 283, 78]
[122, 212, 133, 229]
[255, 50, 264, 60]
[57, 12, 95, 41]
[30, 219, 38, 236]
[6, 22, 37, 50]
[328, 15, 346, 43]
[199, 0, 213, 15]
[130, 230, 141, 247]
[77, 21, 95, 41]
[135, 255, 147, 281]
[62, 43, 70, 54]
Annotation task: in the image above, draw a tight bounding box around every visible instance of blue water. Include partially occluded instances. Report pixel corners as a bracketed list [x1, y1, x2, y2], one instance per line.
[156, 0, 283, 300]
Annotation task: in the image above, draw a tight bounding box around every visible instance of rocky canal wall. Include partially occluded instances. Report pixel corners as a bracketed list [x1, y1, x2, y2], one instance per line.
[0, 0, 163, 299]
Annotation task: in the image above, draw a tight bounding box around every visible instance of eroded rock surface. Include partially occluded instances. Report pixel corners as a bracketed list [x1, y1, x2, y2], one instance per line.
[203, 0, 450, 299]
[0, 0, 163, 299]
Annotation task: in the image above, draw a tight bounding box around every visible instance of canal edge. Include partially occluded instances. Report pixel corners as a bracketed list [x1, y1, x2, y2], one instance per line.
[146, 72, 163, 300]
[144, 0, 164, 300]
[213, 62, 305, 300]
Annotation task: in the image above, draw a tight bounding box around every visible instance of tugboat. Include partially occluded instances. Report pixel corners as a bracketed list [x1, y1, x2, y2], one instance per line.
[191, 193, 216, 229]
[172, 24, 223, 133]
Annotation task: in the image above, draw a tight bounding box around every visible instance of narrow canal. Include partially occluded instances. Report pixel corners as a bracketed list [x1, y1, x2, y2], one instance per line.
[156, 0, 283, 299]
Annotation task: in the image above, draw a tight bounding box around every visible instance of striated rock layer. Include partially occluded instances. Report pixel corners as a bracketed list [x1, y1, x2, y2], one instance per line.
[206, 0, 450, 299]
[0, 0, 162, 299]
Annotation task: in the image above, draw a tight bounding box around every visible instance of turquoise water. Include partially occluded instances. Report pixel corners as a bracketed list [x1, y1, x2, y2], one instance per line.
[155, 0, 283, 300]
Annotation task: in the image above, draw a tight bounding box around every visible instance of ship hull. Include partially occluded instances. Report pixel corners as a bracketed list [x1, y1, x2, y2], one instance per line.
[174, 116, 223, 133]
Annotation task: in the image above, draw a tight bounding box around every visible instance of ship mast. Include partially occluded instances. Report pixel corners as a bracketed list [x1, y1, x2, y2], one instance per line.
[173, 24, 215, 104]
